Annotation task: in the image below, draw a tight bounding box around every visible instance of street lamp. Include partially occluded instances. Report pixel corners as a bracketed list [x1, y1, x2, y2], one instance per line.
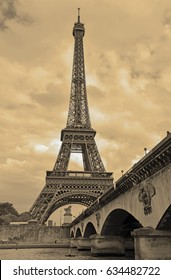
[144, 147, 147, 155]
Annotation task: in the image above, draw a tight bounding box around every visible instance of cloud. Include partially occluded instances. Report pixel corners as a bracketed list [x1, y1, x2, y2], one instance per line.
[163, 9, 171, 27]
[0, 0, 32, 31]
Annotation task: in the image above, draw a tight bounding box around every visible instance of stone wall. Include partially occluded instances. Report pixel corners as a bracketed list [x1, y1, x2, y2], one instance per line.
[0, 225, 70, 244]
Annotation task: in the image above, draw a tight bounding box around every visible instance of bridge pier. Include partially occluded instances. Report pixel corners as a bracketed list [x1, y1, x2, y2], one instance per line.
[124, 236, 134, 251]
[76, 237, 91, 250]
[70, 238, 78, 248]
[90, 234, 125, 256]
[132, 227, 171, 260]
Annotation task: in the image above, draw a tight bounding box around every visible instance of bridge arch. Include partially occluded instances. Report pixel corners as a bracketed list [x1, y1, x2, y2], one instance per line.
[70, 230, 74, 238]
[75, 227, 82, 237]
[101, 208, 142, 236]
[83, 222, 97, 237]
[156, 204, 171, 230]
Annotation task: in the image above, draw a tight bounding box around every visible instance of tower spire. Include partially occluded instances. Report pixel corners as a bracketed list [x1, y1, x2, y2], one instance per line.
[66, 8, 90, 129]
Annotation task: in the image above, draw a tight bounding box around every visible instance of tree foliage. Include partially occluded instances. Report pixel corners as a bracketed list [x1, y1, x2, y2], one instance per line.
[0, 203, 33, 224]
[17, 212, 33, 222]
[0, 202, 19, 217]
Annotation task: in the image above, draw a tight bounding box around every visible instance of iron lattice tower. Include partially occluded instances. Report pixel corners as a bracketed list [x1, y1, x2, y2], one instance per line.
[30, 10, 114, 223]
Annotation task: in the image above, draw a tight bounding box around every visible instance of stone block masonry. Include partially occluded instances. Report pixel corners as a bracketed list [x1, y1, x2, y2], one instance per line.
[0, 224, 70, 244]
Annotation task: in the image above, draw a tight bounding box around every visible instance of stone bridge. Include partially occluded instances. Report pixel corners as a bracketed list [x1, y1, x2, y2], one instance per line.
[69, 133, 171, 259]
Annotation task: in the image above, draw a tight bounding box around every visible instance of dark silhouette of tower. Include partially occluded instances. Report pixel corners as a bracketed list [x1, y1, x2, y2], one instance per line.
[30, 9, 114, 223]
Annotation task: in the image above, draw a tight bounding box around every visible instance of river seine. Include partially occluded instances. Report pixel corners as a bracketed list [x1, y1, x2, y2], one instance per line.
[0, 248, 134, 260]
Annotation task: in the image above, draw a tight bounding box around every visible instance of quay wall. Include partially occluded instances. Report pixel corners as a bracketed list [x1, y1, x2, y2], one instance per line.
[0, 225, 70, 243]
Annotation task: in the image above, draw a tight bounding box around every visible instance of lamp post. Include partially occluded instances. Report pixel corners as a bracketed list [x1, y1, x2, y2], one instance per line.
[59, 210, 62, 239]
[60, 210, 62, 227]
[144, 147, 147, 155]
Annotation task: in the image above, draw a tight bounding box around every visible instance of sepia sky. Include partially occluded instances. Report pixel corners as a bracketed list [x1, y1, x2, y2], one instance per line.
[0, 0, 171, 222]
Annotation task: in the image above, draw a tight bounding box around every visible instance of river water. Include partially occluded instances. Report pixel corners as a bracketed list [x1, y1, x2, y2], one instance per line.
[0, 247, 134, 260]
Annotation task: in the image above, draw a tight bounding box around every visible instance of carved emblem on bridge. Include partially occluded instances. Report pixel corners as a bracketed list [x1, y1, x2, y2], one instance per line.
[96, 212, 101, 227]
[138, 181, 156, 215]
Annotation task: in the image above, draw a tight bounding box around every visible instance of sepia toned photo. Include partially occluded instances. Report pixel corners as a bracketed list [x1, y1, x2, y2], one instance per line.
[0, 0, 171, 261]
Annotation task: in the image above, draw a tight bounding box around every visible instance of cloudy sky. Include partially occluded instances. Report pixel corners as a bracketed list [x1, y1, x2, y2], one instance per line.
[0, 0, 171, 223]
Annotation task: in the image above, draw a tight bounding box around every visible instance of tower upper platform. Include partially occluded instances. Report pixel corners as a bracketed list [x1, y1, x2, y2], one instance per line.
[73, 8, 85, 37]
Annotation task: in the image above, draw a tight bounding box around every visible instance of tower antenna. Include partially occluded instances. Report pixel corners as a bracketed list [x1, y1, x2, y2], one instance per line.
[78, 8, 80, 22]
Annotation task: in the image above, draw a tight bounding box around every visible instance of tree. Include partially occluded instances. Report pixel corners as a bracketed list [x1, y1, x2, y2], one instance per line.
[0, 202, 19, 224]
[0, 203, 19, 216]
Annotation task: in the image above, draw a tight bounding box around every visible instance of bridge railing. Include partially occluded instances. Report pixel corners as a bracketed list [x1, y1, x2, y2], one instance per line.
[116, 133, 171, 187]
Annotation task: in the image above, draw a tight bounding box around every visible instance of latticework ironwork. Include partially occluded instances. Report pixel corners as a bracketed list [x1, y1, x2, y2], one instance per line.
[66, 11, 91, 129]
[30, 10, 114, 224]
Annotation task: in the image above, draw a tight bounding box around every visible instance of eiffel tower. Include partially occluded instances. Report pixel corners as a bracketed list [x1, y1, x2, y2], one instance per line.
[30, 9, 114, 224]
